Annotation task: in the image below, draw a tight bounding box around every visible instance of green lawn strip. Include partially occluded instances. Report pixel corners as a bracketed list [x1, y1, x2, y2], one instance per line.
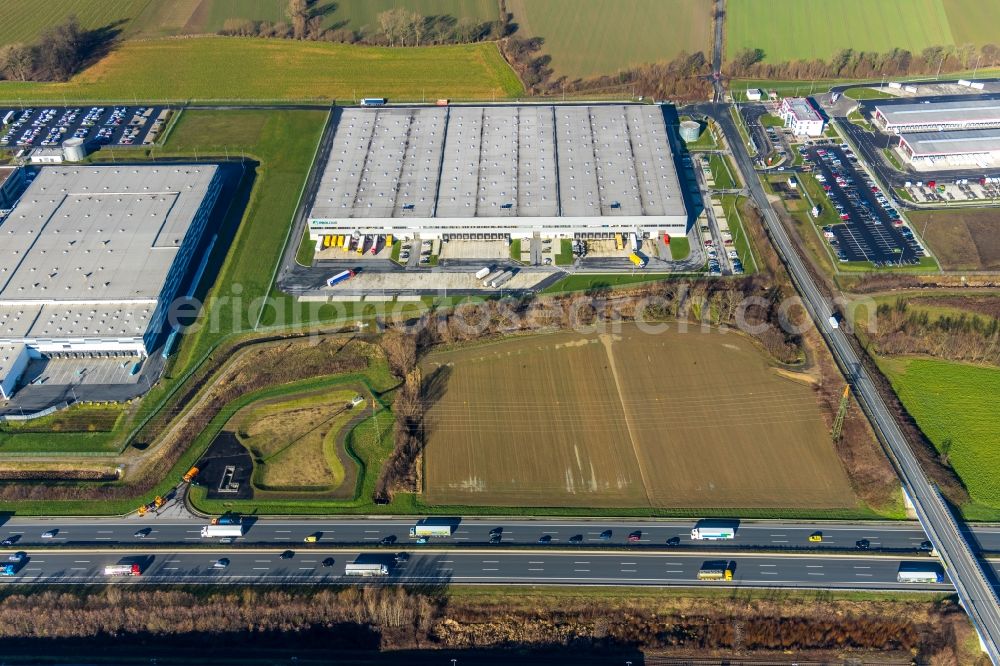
[759, 113, 783, 127]
[720, 195, 759, 274]
[895, 187, 915, 202]
[509, 239, 522, 261]
[668, 236, 690, 260]
[882, 148, 904, 171]
[0, 38, 524, 102]
[541, 273, 676, 294]
[843, 87, 896, 100]
[294, 231, 316, 267]
[389, 240, 402, 263]
[708, 154, 736, 190]
[554, 239, 574, 265]
[0, 431, 121, 455]
[796, 174, 842, 227]
[729, 106, 753, 150]
[878, 356, 1000, 512]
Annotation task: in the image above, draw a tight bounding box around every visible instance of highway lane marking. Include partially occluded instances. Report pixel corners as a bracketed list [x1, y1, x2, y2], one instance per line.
[482, 568, 499, 571]
[760, 571, 777, 575]
[96, 531, 113, 533]
[482, 560, 499, 563]
[806, 565, 824, 568]
[856, 573, 873, 577]
[808, 572, 825, 576]
[298, 567, 313, 570]
[574, 569, 590, 573]
[95, 538, 112, 540]
[252, 567, 269, 571]
[528, 561, 544, 565]
[528, 568, 543, 571]
[163, 567, 179, 570]
[621, 569, 637, 573]
[666, 570, 683, 573]
[759, 564, 776, 567]
[854, 566, 871, 569]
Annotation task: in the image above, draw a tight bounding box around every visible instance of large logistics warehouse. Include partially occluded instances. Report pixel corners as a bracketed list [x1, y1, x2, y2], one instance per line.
[874, 99, 1000, 134]
[307, 104, 688, 244]
[0, 165, 221, 398]
[898, 128, 1000, 166]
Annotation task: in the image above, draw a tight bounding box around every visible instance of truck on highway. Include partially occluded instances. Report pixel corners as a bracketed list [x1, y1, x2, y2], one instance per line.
[488, 271, 514, 288]
[697, 564, 733, 581]
[327, 270, 356, 288]
[202, 524, 244, 538]
[628, 252, 646, 268]
[345, 562, 389, 577]
[0, 563, 16, 576]
[828, 314, 840, 329]
[104, 563, 142, 576]
[691, 526, 735, 540]
[409, 520, 452, 538]
[897, 566, 944, 584]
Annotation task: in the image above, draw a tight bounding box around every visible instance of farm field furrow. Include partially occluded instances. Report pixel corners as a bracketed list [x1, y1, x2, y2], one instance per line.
[0, 0, 153, 46]
[422, 326, 857, 509]
[507, 0, 712, 79]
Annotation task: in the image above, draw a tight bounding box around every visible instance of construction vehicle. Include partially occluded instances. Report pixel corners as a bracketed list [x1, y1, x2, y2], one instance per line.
[182, 466, 199, 483]
[136, 495, 165, 517]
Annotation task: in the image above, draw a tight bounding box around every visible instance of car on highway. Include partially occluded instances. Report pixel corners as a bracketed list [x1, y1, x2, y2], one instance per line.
[808, 532, 823, 542]
[537, 535, 552, 544]
[489, 527, 503, 536]
[1, 536, 19, 546]
[213, 558, 229, 569]
[379, 536, 396, 545]
[599, 530, 612, 541]
[280, 550, 294, 560]
[395, 552, 409, 563]
[7, 552, 25, 563]
[304, 534, 319, 543]
[666, 536, 681, 547]
[856, 539, 870, 550]
[41, 530, 57, 539]
[219, 537, 235, 545]
[919, 541, 934, 552]
[415, 537, 429, 544]
[489, 534, 501, 545]
[322, 557, 335, 567]
[569, 534, 583, 545]
[628, 531, 642, 543]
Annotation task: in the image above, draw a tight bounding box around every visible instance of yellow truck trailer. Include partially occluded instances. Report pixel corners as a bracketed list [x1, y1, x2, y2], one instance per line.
[629, 252, 646, 267]
[697, 565, 733, 581]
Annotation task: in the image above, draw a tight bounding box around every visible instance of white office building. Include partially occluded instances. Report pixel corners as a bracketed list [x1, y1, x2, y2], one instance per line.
[779, 97, 825, 137]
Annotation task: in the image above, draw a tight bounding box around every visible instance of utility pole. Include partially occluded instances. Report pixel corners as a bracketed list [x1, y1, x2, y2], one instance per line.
[832, 385, 851, 442]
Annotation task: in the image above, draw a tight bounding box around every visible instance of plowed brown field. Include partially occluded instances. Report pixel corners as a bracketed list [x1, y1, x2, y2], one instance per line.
[422, 325, 856, 509]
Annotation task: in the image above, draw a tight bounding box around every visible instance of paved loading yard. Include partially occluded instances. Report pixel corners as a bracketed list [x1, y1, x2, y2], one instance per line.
[22, 355, 144, 388]
[1, 105, 170, 150]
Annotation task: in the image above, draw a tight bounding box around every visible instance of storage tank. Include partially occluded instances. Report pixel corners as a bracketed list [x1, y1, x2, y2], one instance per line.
[680, 120, 703, 143]
[62, 137, 87, 162]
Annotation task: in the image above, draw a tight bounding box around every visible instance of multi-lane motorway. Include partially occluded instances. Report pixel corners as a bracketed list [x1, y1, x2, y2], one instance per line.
[0, 548, 956, 591]
[0, 517, 983, 551]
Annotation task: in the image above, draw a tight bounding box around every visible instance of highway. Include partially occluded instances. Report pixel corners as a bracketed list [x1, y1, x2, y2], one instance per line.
[6, 517, 1000, 552]
[0, 548, 953, 591]
[693, 100, 1000, 662]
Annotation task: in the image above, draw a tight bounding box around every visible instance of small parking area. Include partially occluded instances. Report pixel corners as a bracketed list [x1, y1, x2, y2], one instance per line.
[439, 239, 509, 260]
[804, 145, 925, 265]
[0, 105, 171, 149]
[318, 268, 556, 294]
[23, 355, 144, 388]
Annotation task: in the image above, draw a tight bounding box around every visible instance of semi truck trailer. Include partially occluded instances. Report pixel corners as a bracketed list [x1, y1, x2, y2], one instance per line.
[409, 521, 452, 538]
[201, 524, 244, 538]
[697, 565, 733, 581]
[327, 270, 356, 287]
[345, 562, 389, 576]
[104, 564, 142, 576]
[691, 526, 735, 540]
[488, 271, 514, 288]
[897, 567, 944, 584]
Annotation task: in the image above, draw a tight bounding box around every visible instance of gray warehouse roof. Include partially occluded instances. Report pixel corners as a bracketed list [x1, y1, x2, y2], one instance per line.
[0, 165, 218, 304]
[900, 128, 1000, 156]
[309, 105, 686, 221]
[876, 99, 1000, 127]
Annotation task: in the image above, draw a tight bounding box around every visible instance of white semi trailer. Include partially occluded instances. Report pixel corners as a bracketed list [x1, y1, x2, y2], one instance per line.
[201, 524, 244, 538]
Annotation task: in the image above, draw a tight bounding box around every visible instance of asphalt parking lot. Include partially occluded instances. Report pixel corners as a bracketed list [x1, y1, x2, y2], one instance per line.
[23, 356, 144, 388]
[804, 145, 924, 265]
[0, 105, 171, 150]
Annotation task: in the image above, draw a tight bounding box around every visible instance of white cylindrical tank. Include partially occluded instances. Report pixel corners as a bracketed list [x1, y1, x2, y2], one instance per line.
[680, 120, 702, 142]
[62, 138, 87, 162]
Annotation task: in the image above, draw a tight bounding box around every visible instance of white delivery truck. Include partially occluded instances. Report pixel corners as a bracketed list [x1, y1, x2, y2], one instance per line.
[691, 526, 736, 540]
[201, 524, 244, 538]
[475, 267, 492, 280]
[897, 566, 944, 584]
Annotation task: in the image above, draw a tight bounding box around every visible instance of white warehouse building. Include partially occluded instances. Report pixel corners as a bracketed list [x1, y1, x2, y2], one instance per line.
[0, 165, 221, 398]
[307, 104, 688, 244]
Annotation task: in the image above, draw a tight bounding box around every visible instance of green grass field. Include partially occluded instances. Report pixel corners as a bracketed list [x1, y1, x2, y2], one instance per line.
[0, 37, 522, 102]
[727, 0, 988, 63]
[881, 357, 1000, 509]
[507, 0, 712, 79]
[0, 0, 153, 46]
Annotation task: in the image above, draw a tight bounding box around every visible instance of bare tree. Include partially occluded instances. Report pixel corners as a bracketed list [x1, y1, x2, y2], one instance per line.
[380, 328, 417, 377]
[0, 44, 34, 81]
[287, 0, 309, 39]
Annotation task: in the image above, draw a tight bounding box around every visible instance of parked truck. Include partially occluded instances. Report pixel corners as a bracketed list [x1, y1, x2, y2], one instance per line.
[104, 563, 142, 576]
[409, 521, 452, 538]
[691, 526, 735, 540]
[345, 562, 389, 576]
[488, 271, 514, 288]
[629, 252, 646, 268]
[475, 267, 492, 280]
[327, 270, 356, 287]
[201, 524, 244, 538]
[481, 270, 504, 287]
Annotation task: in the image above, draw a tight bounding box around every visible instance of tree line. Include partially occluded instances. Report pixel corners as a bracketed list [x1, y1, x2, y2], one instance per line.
[219, 0, 509, 47]
[0, 15, 117, 82]
[868, 297, 999, 366]
[728, 43, 1000, 80]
